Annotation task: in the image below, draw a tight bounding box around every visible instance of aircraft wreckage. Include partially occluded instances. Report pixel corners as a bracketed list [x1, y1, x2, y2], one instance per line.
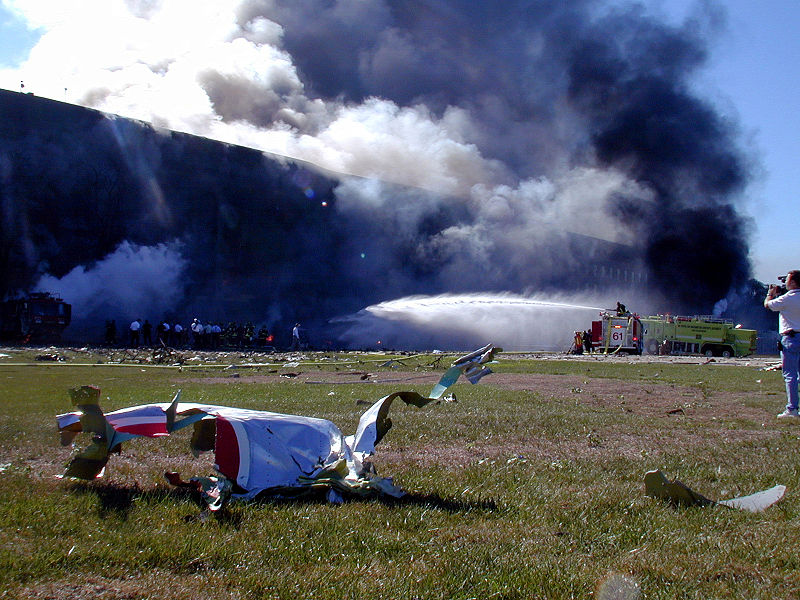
[644, 469, 785, 513]
[56, 344, 501, 509]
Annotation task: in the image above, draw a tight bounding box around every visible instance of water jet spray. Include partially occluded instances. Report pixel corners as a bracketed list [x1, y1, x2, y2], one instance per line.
[332, 292, 609, 352]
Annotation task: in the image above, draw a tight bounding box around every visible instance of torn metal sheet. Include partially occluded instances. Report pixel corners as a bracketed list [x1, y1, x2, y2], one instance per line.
[57, 345, 501, 506]
[716, 486, 787, 512]
[644, 470, 786, 512]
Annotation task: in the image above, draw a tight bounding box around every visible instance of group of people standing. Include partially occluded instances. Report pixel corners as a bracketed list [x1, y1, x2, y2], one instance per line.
[113, 318, 185, 348]
[104, 318, 276, 350]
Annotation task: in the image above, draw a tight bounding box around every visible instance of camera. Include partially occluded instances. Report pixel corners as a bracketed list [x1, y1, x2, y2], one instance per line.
[775, 275, 787, 295]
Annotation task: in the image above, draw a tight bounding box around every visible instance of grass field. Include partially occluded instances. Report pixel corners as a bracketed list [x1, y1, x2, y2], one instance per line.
[0, 347, 798, 599]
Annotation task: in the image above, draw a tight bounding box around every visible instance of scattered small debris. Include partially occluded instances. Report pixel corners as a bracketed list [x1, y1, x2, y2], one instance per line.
[151, 344, 179, 365]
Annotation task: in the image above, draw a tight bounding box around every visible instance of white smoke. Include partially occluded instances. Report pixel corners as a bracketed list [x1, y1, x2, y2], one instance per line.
[286, 99, 508, 196]
[33, 240, 187, 335]
[1, 0, 648, 207]
[1, 1, 497, 196]
[469, 168, 654, 245]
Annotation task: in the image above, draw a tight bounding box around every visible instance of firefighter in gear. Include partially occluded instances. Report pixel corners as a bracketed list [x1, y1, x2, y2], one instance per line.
[573, 331, 584, 354]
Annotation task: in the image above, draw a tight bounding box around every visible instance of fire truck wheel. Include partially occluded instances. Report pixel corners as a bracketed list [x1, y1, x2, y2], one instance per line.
[646, 339, 659, 355]
[721, 349, 732, 358]
[703, 347, 715, 357]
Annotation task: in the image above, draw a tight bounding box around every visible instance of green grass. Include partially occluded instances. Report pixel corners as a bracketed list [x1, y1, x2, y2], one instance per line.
[0, 350, 797, 598]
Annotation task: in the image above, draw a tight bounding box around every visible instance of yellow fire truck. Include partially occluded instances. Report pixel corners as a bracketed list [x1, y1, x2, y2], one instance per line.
[589, 312, 757, 357]
[639, 314, 757, 357]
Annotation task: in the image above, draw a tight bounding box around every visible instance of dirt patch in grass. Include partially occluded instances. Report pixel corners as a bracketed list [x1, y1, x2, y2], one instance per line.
[171, 368, 785, 471]
[16, 571, 239, 600]
[376, 425, 779, 471]
[177, 370, 444, 387]
[484, 372, 771, 420]
[180, 369, 774, 423]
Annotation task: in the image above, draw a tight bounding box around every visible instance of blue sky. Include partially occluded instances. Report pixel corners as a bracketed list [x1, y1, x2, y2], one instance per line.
[1, 1, 797, 284]
[658, 0, 800, 284]
[0, 5, 38, 68]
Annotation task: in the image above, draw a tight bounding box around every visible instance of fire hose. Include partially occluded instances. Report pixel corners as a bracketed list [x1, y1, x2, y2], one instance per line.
[602, 315, 634, 355]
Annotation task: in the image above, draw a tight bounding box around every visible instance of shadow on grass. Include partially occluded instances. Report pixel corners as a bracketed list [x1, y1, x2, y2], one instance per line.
[260, 489, 500, 513]
[67, 481, 210, 519]
[67, 481, 499, 522]
[377, 491, 500, 512]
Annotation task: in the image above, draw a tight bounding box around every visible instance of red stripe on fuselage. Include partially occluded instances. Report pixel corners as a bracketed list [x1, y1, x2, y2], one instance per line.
[214, 417, 240, 481]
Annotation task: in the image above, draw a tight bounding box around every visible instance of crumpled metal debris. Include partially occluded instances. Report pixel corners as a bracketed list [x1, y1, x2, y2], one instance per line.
[57, 344, 501, 508]
[644, 469, 785, 512]
[165, 472, 232, 511]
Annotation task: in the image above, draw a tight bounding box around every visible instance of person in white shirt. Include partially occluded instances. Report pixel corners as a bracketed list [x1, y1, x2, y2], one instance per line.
[129, 319, 141, 347]
[173, 322, 183, 347]
[158, 321, 170, 345]
[291, 323, 301, 350]
[765, 270, 800, 419]
[191, 319, 203, 348]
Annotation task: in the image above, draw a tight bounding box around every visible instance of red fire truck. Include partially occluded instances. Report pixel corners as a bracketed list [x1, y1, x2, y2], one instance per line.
[590, 311, 643, 354]
[0, 292, 71, 342]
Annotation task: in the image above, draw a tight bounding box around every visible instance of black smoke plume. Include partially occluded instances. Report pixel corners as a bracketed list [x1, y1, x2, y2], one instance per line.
[258, 0, 753, 305]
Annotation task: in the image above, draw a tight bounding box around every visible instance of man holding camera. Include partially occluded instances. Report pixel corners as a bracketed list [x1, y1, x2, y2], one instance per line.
[765, 270, 800, 419]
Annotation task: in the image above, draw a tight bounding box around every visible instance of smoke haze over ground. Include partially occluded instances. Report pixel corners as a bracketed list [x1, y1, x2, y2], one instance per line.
[0, 1, 757, 348]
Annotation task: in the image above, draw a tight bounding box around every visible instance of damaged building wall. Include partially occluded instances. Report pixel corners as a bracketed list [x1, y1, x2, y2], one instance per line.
[1, 91, 650, 344]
